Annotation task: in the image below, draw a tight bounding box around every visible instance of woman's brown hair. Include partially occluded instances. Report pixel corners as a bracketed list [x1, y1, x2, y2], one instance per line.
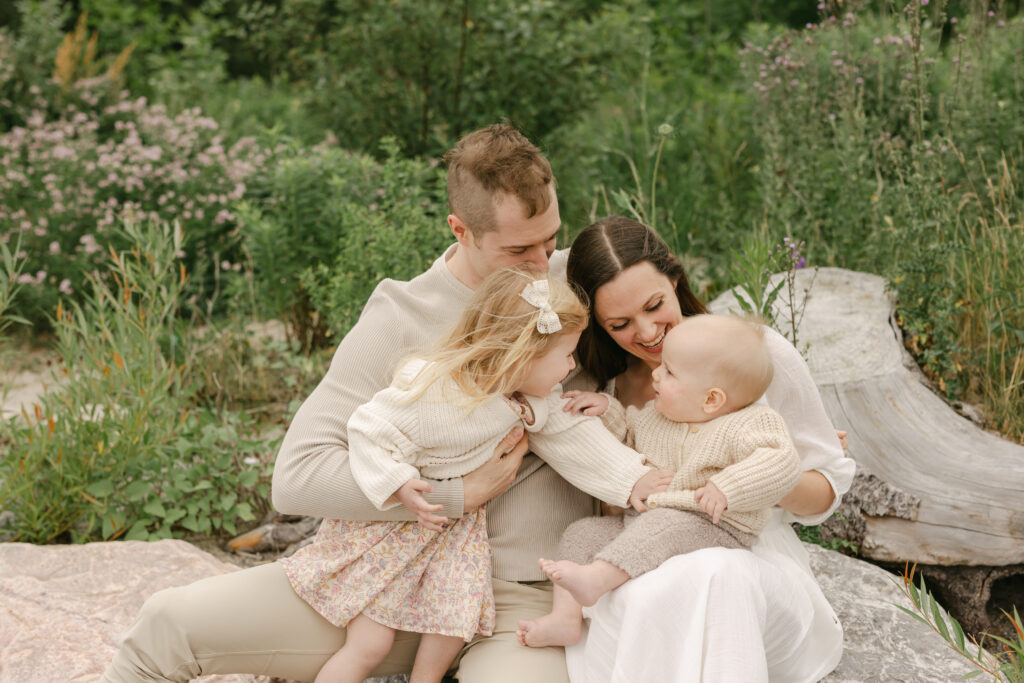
[567, 215, 707, 387]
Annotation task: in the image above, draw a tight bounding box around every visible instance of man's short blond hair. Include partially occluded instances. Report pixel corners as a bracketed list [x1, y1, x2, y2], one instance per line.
[444, 124, 555, 237]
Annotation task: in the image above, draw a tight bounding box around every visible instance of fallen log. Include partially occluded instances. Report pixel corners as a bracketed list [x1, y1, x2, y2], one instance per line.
[713, 267, 1024, 567]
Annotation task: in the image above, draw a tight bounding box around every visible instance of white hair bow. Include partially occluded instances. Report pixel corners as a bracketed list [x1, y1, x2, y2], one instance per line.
[520, 279, 562, 334]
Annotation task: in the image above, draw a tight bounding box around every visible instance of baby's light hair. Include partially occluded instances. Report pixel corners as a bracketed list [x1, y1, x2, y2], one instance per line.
[398, 264, 589, 405]
[681, 314, 774, 409]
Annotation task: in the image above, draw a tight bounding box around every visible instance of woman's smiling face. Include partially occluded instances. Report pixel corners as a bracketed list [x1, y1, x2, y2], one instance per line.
[593, 261, 683, 368]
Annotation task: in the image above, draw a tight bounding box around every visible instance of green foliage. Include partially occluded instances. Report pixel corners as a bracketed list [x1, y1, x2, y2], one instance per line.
[0, 69, 265, 327]
[0, 0, 71, 129]
[794, 522, 859, 555]
[726, 227, 785, 327]
[738, 4, 1024, 439]
[239, 138, 448, 346]
[0, 232, 29, 337]
[896, 564, 1024, 682]
[290, 0, 640, 156]
[0, 220, 272, 543]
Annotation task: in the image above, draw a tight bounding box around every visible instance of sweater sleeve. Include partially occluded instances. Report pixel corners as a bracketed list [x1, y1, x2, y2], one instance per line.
[272, 290, 463, 520]
[761, 327, 856, 524]
[708, 408, 803, 513]
[347, 385, 424, 510]
[646, 488, 697, 511]
[599, 394, 628, 442]
[531, 388, 652, 507]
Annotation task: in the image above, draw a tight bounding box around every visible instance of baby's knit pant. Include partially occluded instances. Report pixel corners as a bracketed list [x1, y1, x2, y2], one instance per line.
[557, 508, 756, 579]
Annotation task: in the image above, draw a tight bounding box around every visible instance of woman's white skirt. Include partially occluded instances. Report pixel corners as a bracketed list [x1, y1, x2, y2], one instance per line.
[565, 511, 843, 683]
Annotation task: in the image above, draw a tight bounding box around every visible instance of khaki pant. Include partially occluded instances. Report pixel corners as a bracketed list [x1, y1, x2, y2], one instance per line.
[100, 562, 567, 683]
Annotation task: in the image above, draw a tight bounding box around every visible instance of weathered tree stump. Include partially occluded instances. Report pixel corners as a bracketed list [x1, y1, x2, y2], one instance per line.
[712, 267, 1024, 636]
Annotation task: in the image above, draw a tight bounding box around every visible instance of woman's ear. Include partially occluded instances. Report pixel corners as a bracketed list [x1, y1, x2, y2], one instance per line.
[703, 387, 727, 415]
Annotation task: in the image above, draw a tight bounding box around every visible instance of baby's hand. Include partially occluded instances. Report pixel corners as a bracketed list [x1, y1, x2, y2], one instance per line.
[561, 390, 609, 416]
[628, 468, 674, 512]
[695, 482, 728, 523]
[396, 479, 448, 532]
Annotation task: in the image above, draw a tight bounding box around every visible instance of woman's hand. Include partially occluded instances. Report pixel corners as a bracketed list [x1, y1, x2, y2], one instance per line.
[627, 468, 674, 512]
[561, 390, 610, 416]
[396, 479, 448, 531]
[462, 426, 528, 512]
[836, 430, 849, 453]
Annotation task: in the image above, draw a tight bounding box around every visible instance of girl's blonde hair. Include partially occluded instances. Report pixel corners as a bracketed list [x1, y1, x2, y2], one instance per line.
[398, 264, 589, 404]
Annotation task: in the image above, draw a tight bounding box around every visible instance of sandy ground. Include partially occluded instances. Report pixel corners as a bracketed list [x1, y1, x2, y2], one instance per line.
[1, 344, 61, 419]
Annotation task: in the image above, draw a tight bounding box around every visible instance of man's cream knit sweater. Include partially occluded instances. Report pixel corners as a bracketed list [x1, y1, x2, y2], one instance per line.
[605, 401, 802, 534]
[273, 248, 606, 580]
[349, 359, 651, 511]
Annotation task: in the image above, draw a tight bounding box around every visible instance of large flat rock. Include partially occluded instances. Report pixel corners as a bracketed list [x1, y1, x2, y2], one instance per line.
[811, 544, 973, 682]
[2, 539, 974, 682]
[0, 540, 268, 683]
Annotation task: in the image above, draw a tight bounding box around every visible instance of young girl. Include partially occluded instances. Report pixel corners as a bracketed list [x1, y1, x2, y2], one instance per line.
[279, 264, 670, 683]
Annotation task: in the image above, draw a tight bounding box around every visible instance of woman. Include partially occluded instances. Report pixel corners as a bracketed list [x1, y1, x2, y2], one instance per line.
[562, 215, 855, 682]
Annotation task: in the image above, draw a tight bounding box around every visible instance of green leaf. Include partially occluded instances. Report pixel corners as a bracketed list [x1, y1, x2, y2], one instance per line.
[235, 502, 254, 521]
[123, 480, 152, 501]
[239, 469, 259, 488]
[951, 618, 966, 653]
[930, 595, 951, 641]
[895, 605, 932, 627]
[101, 515, 115, 539]
[220, 492, 238, 512]
[125, 519, 151, 541]
[143, 500, 167, 518]
[86, 479, 116, 498]
[163, 508, 186, 524]
[181, 515, 200, 532]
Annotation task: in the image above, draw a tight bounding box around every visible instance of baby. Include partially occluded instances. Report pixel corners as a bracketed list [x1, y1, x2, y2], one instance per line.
[517, 314, 804, 648]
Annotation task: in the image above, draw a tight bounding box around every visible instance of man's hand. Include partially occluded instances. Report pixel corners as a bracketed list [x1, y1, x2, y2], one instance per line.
[561, 390, 610, 416]
[627, 468, 674, 512]
[396, 479, 448, 532]
[463, 425, 528, 511]
[695, 481, 728, 523]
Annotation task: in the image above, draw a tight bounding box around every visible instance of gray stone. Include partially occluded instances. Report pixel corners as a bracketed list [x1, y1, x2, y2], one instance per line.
[0, 540, 269, 683]
[811, 544, 977, 683]
[0, 538, 985, 682]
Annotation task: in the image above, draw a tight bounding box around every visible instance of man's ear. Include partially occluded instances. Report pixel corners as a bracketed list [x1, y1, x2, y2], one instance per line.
[703, 387, 727, 415]
[449, 214, 472, 246]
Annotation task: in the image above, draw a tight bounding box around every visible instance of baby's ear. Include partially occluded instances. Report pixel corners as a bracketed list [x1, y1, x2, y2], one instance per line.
[703, 387, 727, 415]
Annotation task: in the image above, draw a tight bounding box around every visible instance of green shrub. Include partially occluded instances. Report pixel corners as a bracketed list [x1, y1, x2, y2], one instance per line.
[0, 220, 272, 543]
[0, 76, 265, 327]
[739, 4, 1024, 438]
[284, 0, 639, 156]
[239, 138, 449, 346]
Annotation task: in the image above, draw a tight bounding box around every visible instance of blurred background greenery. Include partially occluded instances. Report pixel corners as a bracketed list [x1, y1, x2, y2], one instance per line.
[1, 0, 1022, 544]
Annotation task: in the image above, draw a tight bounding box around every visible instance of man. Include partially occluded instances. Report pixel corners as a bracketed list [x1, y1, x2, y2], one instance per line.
[102, 124, 586, 682]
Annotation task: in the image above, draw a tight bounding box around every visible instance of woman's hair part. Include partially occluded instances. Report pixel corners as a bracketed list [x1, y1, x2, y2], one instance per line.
[567, 215, 706, 387]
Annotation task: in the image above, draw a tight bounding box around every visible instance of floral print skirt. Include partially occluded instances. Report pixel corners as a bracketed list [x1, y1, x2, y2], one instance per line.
[280, 507, 494, 642]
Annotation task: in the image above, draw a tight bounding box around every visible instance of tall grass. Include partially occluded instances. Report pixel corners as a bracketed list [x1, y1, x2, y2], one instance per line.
[740, 2, 1024, 442]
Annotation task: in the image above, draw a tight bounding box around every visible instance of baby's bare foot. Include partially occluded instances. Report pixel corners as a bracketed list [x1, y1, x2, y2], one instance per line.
[516, 615, 582, 648]
[539, 558, 608, 607]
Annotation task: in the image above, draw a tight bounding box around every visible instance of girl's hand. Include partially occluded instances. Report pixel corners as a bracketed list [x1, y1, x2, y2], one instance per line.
[695, 482, 727, 523]
[561, 390, 610, 416]
[628, 468, 674, 512]
[396, 479, 448, 532]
